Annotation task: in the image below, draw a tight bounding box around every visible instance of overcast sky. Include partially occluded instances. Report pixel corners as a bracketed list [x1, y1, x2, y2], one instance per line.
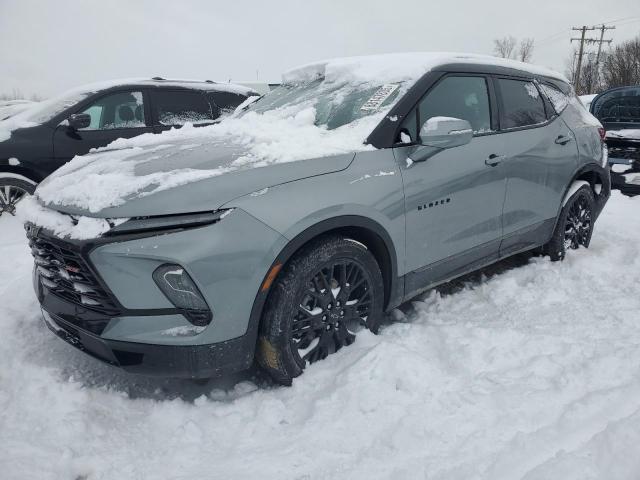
[1, 0, 639, 98]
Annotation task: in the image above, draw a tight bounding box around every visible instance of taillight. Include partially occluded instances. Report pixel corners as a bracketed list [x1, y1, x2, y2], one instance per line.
[598, 127, 606, 142]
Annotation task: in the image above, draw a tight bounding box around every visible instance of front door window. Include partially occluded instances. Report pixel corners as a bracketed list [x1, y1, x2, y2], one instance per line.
[80, 91, 146, 130]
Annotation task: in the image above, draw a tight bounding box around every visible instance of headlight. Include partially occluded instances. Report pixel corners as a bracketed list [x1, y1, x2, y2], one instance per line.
[107, 209, 233, 236]
[152, 264, 212, 326]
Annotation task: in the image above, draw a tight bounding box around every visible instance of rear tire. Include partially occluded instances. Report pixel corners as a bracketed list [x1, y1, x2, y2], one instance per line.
[0, 176, 35, 217]
[257, 235, 384, 385]
[543, 185, 595, 261]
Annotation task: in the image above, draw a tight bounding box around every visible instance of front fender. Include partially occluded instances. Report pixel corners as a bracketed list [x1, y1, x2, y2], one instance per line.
[223, 150, 406, 276]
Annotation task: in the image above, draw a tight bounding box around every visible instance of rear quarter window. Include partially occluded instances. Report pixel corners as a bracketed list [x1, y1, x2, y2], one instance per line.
[539, 83, 570, 115]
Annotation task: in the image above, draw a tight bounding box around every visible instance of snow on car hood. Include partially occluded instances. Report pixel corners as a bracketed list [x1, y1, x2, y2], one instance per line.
[28, 106, 370, 218]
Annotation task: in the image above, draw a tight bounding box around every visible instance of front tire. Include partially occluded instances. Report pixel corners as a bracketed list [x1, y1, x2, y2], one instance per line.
[0, 176, 35, 217]
[544, 185, 595, 261]
[257, 235, 384, 385]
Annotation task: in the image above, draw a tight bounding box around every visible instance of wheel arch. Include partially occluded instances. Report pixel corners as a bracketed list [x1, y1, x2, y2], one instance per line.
[551, 162, 608, 234]
[0, 166, 41, 184]
[244, 215, 402, 360]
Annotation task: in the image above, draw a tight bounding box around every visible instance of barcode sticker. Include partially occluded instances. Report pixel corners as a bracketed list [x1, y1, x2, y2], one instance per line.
[360, 84, 399, 111]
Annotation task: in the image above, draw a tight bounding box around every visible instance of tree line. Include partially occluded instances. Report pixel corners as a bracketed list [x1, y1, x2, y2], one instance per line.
[494, 33, 640, 95]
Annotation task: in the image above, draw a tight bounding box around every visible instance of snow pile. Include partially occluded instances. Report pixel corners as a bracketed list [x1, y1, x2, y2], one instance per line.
[34, 107, 380, 213]
[16, 196, 127, 239]
[1, 192, 640, 479]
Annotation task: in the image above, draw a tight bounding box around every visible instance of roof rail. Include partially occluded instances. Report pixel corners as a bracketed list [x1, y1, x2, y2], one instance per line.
[151, 76, 165, 81]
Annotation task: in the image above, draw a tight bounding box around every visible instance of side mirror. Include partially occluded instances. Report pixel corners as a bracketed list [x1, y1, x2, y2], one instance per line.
[408, 117, 473, 163]
[67, 113, 91, 130]
[419, 117, 473, 149]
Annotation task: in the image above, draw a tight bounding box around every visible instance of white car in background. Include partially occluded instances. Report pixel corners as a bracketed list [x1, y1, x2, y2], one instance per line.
[579, 94, 598, 110]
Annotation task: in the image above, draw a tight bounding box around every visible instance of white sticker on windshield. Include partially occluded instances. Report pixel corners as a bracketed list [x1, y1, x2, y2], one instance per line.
[360, 84, 399, 111]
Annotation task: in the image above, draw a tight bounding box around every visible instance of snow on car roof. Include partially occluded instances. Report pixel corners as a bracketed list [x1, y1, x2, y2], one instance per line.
[283, 52, 568, 86]
[63, 77, 258, 95]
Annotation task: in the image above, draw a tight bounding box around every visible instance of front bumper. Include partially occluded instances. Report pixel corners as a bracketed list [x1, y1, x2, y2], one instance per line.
[29, 208, 288, 377]
[41, 306, 253, 378]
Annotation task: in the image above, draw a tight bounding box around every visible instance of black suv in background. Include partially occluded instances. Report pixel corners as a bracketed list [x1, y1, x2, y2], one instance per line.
[589, 85, 640, 195]
[0, 78, 258, 215]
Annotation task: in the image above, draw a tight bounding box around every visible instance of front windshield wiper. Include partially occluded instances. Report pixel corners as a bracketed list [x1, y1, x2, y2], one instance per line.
[238, 94, 264, 113]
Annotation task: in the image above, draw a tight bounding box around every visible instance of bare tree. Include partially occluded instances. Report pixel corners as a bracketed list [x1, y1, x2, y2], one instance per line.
[602, 35, 640, 89]
[519, 38, 535, 62]
[494, 36, 517, 59]
[494, 36, 535, 62]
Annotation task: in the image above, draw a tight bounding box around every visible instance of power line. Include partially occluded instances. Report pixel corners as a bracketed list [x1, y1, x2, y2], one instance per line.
[536, 16, 639, 46]
[598, 15, 640, 25]
[571, 24, 615, 93]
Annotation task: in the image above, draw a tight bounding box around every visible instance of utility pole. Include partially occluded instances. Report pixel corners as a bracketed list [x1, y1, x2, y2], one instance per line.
[571, 26, 595, 94]
[595, 24, 615, 66]
[571, 24, 614, 94]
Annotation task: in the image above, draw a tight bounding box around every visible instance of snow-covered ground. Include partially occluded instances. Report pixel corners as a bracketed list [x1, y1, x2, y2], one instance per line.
[1, 191, 640, 480]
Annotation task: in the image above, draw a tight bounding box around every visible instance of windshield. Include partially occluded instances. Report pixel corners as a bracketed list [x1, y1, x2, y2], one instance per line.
[14, 89, 93, 125]
[591, 87, 640, 126]
[242, 78, 406, 130]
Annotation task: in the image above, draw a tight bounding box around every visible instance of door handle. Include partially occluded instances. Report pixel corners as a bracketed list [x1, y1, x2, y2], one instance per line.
[555, 135, 572, 145]
[485, 154, 506, 167]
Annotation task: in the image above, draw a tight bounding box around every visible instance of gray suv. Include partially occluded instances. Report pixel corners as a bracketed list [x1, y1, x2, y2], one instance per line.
[24, 54, 610, 385]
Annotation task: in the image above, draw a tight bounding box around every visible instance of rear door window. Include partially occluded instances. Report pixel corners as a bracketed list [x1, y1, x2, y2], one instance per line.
[497, 79, 546, 129]
[151, 89, 216, 126]
[207, 91, 250, 117]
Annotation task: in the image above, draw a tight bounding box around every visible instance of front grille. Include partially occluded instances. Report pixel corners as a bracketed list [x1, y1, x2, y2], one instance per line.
[27, 230, 120, 316]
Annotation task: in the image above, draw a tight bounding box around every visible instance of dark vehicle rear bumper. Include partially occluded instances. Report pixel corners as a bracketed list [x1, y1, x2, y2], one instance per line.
[594, 164, 612, 217]
[39, 289, 254, 379]
[611, 169, 640, 197]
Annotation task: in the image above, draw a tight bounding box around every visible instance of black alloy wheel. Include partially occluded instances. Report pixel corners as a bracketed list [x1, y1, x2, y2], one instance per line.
[0, 178, 34, 217]
[543, 184, 595, 261]
[563, 194, 593, 251]
[292, 260, 373, 365]
[257, 235, 384, 385]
